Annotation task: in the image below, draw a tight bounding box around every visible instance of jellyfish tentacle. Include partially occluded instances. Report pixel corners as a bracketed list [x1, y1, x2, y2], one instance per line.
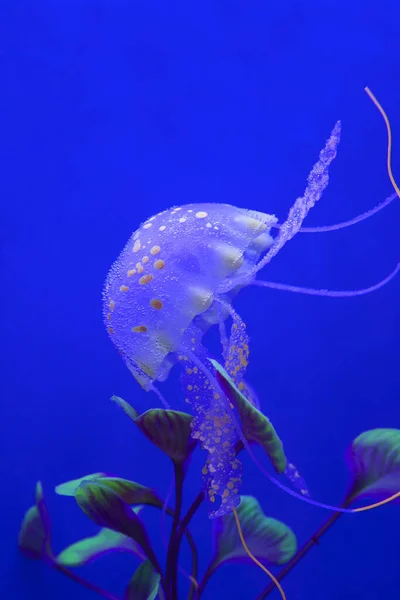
[149, 382, 171, 409]
[232, 507, 287, 600]
[251, 262, 400, 297]
[239, 432, 400, 513]
[217, 304, 230, 361]
[365, 86, 400, 199]
[270, 192, 397, 233]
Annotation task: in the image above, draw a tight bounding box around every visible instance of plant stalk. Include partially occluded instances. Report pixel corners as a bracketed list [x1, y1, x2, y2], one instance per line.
[176, 492, 204, 600]
[177, 492, 204, 545]
[255, 499, 351, 600]
[48, 557, 121, 600]
[184, 528, 199, 600]
[166, 462, 184, 600]
[196, 561, 217, 599]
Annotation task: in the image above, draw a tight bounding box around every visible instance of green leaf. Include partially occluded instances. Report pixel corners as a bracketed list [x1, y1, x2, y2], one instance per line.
[210, 496, 296, 571]
[111, 395, 140, 420]
[134, 409, 196, 464]
[57, 520, 145, 567]
[55, 473, 106, 496]
[112, 394, 196, 464]
[56, 474, 163, 510]
[124, 559, 161, 600]
[75, 480, 159, 569]
[18, 482, 52, 559]
[210, 359, 287, 473]
[345, 428, 400, 504]
[18, 506, 48, 560]
[97, 477, 164, 509]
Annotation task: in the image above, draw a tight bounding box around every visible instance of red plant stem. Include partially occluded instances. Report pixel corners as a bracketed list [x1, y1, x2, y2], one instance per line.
[255, 500, 351, 600]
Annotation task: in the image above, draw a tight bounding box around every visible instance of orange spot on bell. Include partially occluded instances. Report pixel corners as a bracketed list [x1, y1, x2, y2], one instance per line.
[132, 325, 148, 333]
[154, 259, 165, 270]
[139, 274, 153, 285]
[150, 298, 163, 310]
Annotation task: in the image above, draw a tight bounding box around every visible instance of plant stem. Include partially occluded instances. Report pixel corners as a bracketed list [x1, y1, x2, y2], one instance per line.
[166, 462, 184, 600]
[175, 492, 204, 600]
[51, 559, 121, 600]
[196, 562, 216, 599]
[165, 507, 199, 599]
[184, 528, 199, 600]
[177, 491, 204, 545]
[255, 500, 351, 600]
[144, 542, 168, 596]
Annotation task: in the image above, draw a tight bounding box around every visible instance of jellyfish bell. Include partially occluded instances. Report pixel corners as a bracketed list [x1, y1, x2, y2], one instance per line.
[103, 202, 278, 391]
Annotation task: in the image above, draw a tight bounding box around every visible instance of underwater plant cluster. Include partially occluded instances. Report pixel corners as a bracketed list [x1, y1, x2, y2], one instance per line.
[18, 386, 400, 600]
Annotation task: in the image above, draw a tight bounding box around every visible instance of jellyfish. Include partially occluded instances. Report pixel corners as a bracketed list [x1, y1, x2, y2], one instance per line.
[103, 89, 399, 522]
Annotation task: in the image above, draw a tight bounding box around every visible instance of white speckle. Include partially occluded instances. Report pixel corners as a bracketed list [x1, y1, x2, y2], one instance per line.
[195, 211, 208, 219]
[206, 222, 212, 228]
[214, 226, 219, 230]
[188, 210, 193, 213]
[159, 225, 167, 231]
[179, 217, 187, 223]
[143, 222, 152, 229]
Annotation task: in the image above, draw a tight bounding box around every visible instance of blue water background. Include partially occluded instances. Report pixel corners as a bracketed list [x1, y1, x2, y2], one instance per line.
[2, 2, 399, 599]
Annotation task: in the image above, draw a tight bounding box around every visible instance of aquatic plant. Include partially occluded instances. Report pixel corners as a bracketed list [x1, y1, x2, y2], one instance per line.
[19, 88, 400, 598]
[18, 386, 400, 599]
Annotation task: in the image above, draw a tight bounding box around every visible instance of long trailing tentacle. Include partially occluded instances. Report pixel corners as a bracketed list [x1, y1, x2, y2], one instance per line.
[251, 262, 400, 298]
[270, 192, 397, 233]
[255, 86, 400, 300]
[364, 86, 400, 199]
[241, 440, 400, 513]
[149, 382, 171, 409]
[232, 507, 287, 600]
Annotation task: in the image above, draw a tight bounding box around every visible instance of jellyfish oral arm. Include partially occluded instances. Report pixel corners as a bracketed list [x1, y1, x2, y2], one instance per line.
[251, 120, 341, 278]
